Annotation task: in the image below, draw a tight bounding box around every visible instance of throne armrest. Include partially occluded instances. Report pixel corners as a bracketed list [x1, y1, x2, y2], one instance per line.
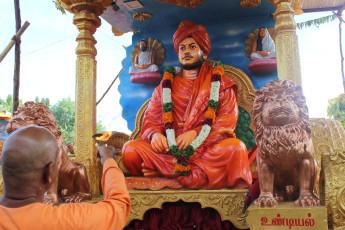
[310, 118, 345, 229]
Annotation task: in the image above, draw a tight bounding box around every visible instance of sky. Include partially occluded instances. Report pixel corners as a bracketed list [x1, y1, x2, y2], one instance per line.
[0, 1, 344, 135]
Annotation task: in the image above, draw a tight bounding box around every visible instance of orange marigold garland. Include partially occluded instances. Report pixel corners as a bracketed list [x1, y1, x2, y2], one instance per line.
[162, 62, 224, 176]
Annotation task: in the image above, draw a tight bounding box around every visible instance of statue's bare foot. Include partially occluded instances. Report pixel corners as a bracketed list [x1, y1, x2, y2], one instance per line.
[142, 163, 160, 177]
[254, 194, 278, 207]
[295, 193, 320, 207]
[44, 193, 59, 206]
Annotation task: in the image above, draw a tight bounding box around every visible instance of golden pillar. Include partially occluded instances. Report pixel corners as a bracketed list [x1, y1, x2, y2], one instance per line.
[0, 170, 3, 196]
[271, 0, 302, 86]
[57, 0, 111, 197]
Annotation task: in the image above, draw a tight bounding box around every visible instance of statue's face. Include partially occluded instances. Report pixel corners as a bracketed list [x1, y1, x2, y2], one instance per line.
[260, 28, 266, 38]
[262, 89, 300, 126]
[178, 37, 206, 70]
[139, 41, 147, 51]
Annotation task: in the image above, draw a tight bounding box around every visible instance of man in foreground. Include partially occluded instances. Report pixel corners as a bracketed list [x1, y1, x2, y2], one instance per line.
[0, 126, 130, 230]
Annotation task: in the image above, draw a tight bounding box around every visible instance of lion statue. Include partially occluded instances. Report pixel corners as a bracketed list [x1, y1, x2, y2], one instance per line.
[252, 79, 320, 207]
[6, 101, 92, 205]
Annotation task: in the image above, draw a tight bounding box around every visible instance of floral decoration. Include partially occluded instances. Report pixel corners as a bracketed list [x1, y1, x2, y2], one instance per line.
[161, 62, 224, 176]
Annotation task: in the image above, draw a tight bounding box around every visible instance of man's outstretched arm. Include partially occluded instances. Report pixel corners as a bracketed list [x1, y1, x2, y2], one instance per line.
[55, 147, 131, 230]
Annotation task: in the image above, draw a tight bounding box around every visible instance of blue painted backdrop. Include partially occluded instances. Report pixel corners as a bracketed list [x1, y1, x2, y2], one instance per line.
[0, 120, 9, 142]
[119, 16, 277, 131]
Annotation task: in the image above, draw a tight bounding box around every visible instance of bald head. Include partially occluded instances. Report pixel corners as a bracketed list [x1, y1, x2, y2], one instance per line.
[1, 126, 59, 180]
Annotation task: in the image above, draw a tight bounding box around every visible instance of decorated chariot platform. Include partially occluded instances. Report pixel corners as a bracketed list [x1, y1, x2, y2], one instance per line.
[1, 0, 345, 229]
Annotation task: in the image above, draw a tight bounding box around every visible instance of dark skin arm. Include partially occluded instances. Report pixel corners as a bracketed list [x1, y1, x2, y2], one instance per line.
[97, 146, 116, 165]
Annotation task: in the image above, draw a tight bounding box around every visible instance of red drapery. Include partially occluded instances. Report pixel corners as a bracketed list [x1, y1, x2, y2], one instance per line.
[125, 201, 249, 230]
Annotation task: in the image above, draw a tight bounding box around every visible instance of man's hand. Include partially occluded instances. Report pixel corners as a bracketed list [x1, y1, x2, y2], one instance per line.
[151, 132, 169, 154]
[97, 146, 116, 165]
[176, 130, 197, 150]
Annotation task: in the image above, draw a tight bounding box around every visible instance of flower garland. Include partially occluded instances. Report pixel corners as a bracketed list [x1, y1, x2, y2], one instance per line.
[161, 62, 224, 176]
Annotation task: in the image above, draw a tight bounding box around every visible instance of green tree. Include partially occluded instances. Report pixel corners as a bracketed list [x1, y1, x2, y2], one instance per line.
[0, 94, 23, 113]
[51, 97, 105, 144]
[35, 96, 50, 107]
[50, 97, 75, 144]
[327, 93, 345, 130]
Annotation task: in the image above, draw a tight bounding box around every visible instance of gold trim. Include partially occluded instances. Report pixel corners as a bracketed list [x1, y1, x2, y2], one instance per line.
[247, 201, 328, 230]
[310, 118, 345, 229]
[130, 98, 151, 140]
[128, 189, 248, 228]
[56, 0, 111, 15]
[155, 0, 205, 8]
[240, 0, 261, 8]
[111, 26, 126, 37]
[273, 0, 302, 86]
[132, 12, 152, 21]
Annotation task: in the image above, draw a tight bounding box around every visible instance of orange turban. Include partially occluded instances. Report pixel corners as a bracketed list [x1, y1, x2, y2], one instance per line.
[173, 20, 211, 56]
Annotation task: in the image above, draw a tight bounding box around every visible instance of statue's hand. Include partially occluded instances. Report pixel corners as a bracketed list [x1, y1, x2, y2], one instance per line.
[261, 51, 269, 57]
[151, 132, 169, 154]
[176, 130, 198, 150]
[141, 64, 152, 69]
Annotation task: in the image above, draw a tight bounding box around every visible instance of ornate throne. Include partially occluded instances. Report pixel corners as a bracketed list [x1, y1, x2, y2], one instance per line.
[103, 61, 345, 229]
[106, 60, 257, 228]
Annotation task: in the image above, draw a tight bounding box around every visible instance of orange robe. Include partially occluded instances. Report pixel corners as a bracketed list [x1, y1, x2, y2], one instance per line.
[122, 62, 252, 189]
[0, 159, 131, 230]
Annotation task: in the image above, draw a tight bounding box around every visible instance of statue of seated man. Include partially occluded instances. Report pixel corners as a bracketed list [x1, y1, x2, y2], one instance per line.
[251, 27, 276, 61]
[122, 20, 252, 189]
[129, 39, 159, 74]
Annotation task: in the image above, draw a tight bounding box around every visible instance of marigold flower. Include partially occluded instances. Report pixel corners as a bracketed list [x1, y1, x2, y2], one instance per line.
[163, 112, 173, 124]
[213, 65, 224, 76]
[174, 163, 190, 173]
[163, 72, 174, 83]
[205, 107, 216, 122]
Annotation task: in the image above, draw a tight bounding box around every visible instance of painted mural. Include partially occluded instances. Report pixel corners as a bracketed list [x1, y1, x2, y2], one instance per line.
[119, 17, 277, 131]
[0, 119, 9, 142]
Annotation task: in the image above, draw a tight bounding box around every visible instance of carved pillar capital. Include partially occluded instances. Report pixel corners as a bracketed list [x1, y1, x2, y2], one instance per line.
[57, 0, 111, 15]
[73, 10, 100, 57]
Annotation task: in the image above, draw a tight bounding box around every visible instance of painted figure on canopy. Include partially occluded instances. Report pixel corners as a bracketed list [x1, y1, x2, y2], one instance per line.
[251, 27, 276, 61]
[122, 20, 252, 189]
[129, 39, 159, 74]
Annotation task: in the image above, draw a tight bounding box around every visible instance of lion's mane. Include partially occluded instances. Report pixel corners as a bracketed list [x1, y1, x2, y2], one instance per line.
[252, 79, 311, 160]
[6, 101, 61, 139]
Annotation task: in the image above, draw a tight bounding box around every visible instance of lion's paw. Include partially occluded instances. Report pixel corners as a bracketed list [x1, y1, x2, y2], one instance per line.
[61, 192, 92, 203]
[44, 194, 59, 206]
[254, 195, 278, 207]
[295, 194, 320, 207]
